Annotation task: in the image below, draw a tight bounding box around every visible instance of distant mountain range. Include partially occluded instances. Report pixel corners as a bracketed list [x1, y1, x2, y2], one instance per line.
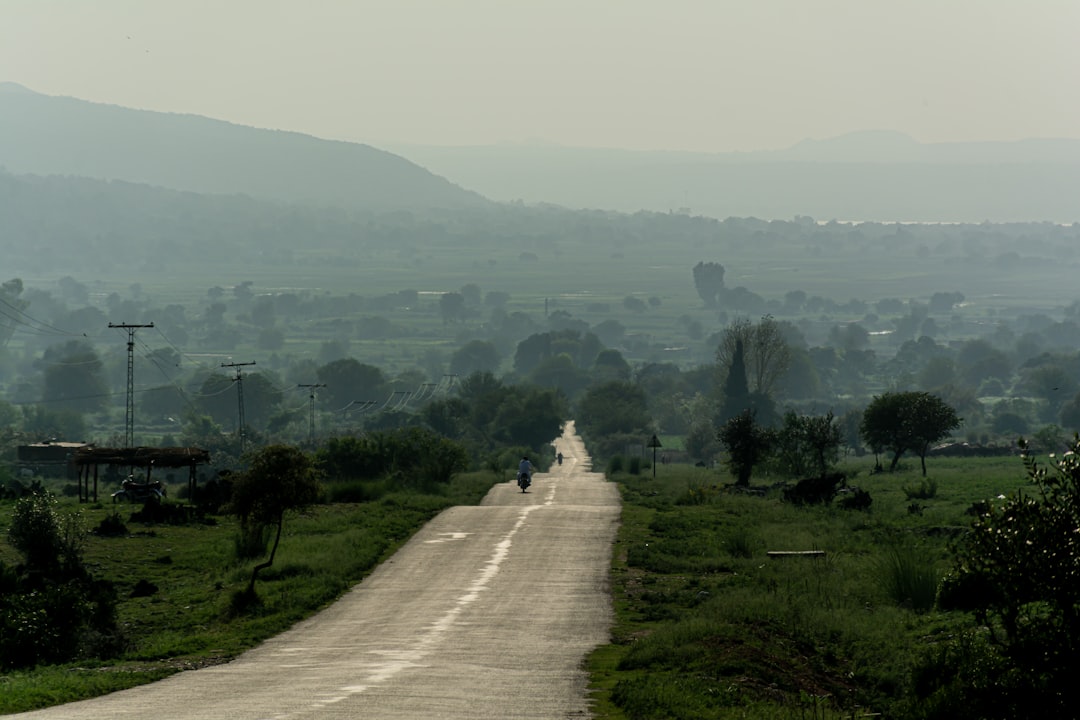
[387, 132, 1080, 223]
[0, 82, 487, 210]
[3, 82, 1078, 222]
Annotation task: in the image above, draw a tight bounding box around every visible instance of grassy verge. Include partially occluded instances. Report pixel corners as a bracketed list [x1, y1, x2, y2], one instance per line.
[0, 470, 498, 715]
[586, 457, 1028, 719]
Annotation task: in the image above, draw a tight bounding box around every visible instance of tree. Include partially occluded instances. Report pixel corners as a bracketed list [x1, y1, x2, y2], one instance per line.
[577, 381, 651, 438]
[317, 358, 386, 409]
[717, 409, 773, 487]
[41, 340, 108, 415]
[771, 411, 842, 478]
[859, 391, 962, 475]
[439, 292, 466, 324]
[228, 445, 322, 597]
[449, 340, 501, 377]
[592, 349, 632, 382]
[491, 386, 566, 451]
[692, 262, 726, 308]
[936, 437, 1080, 717]
[717, 338, 750, 423]
[715, 315, 792, 397]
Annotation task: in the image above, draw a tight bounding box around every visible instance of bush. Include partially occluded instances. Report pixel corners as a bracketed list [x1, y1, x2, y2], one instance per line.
[607, 455, 625, 476]
[628, 456, 642, 475]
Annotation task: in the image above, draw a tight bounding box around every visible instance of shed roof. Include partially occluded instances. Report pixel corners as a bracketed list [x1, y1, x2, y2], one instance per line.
[73, 446, 211, 468]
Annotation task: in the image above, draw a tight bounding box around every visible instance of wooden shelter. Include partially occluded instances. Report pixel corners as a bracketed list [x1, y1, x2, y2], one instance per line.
[73, 446, 211, 503]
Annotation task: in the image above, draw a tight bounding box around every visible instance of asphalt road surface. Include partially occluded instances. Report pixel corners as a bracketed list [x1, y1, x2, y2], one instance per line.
[12, 422, 620, 719]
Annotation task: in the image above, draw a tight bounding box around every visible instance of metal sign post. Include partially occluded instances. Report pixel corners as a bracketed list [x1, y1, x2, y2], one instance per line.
[647, 434, 662, 479]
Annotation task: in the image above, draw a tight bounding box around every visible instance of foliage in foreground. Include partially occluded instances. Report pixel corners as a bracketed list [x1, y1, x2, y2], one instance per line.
[0, 469, 498, 714]
[588, 457, 1033, 719]
[1, 492, 122, 672]
[923, 435, 1080, 719]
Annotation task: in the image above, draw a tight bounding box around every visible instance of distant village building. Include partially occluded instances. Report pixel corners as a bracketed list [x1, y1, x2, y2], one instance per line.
[16, 441, 92, 478]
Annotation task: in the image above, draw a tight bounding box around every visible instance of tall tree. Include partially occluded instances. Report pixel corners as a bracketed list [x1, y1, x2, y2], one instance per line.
[692, 261, 726, 308]
[439, 292, 466, 324]
[715, 315, 792, 397]
[229, 444, 322, 597]
[718, 338, 750, 423]
[717, 409, 773, 487]
[40, 340, 108, 415]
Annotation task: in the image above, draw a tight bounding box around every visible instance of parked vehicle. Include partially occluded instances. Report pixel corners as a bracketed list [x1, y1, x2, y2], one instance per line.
[112, 477, 166, 503]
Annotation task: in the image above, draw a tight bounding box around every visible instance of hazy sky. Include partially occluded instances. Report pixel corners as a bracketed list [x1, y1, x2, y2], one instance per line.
[3, 0, 1078, 153]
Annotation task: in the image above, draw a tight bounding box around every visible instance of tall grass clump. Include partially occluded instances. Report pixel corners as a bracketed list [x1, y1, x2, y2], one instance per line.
[902, 477, 938, 500]
[726, 526, 756, 558]
[877, 543, 939, 613]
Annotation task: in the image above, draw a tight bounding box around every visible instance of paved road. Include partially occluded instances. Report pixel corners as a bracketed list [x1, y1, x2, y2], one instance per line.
[12, 422, 620, 719]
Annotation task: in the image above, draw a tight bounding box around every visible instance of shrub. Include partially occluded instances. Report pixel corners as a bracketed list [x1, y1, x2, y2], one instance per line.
[607, 455, 625, 475]
[8, 492, 60, 568]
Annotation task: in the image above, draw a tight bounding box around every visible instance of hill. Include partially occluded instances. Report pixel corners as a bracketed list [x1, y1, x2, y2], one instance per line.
[0, 83, 487, 211]
[387, 131, 1080, 223]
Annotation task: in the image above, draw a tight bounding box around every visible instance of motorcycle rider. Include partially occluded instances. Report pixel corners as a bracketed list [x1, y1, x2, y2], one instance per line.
[518, 456, 533, 485]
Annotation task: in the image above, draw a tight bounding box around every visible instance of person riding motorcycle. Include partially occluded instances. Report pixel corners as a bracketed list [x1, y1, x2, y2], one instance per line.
[518, 456, 533, 486]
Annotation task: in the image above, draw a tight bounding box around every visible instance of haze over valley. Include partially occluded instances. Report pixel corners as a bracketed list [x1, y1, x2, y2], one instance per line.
[4, 3, 1080, 715]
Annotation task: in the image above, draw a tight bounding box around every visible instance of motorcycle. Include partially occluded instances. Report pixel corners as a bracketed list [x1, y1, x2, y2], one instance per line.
[112, 477, 166, 504]
[557, 452, 563, 466]
[517, 471, 531, 493]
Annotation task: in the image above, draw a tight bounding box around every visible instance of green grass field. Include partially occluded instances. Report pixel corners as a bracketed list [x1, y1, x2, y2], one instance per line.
[586, 453, 1030, 719]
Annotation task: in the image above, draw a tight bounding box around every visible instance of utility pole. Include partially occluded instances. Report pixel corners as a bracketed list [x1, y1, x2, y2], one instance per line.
[222, 361, 256, 453]
[298, 383, 326, 446]
[109, 322, 154, 449]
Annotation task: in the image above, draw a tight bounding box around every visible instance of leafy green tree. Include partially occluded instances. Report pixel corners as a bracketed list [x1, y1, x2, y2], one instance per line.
[529, 353, 590, 397]
[771, 411, 842, 478]
[592, 348, 632, 382]
[317, 358, 386, 410]
[449, 340, 501, 377]
[935, 437, 1080, 717]
[229, 445, 322, 596]
[2, 491, 120, 670]
[684, 421, 721, 464]
[41, 340, 108, 414]
[577, 381, 651, 438]
[860, 391, 961, 475]
[195, 372, 239, 429]
[491, 386, 565, 451]
[717, 409, 773, 487]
